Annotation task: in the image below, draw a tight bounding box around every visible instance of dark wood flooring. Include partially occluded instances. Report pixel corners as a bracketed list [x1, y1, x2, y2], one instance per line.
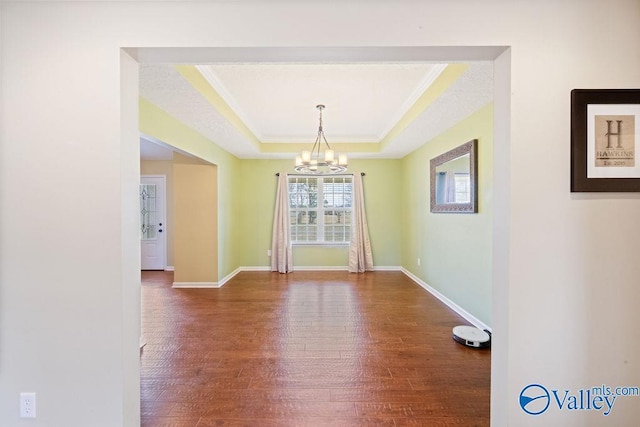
[140, 270, 490, 426]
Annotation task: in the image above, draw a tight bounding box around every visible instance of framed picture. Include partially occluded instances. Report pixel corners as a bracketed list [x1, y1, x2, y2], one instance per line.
[571, 89, 640, 192]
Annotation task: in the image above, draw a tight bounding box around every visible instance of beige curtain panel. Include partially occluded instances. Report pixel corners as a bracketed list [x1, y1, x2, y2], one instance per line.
[349, 172, 374, 273]
[271, 172, 293, 273]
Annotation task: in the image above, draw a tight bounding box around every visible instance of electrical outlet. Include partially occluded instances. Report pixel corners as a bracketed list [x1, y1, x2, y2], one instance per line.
[20, 392, 36, 418]
[417, 258, 421, 266]
[267, 249, 272, 257]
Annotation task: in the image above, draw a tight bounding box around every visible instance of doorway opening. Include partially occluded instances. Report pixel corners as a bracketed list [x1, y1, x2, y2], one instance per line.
[125, 45, 511, 426]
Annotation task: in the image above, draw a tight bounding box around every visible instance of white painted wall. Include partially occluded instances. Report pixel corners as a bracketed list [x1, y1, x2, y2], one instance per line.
[0, 1, 638, 426]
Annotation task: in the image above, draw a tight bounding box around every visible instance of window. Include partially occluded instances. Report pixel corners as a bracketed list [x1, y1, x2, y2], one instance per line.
[288, 176, 353, 244]
[454, 173, 471, 203]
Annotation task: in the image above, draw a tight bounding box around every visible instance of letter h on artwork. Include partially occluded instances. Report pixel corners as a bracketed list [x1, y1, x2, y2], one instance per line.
[605, 120, 623, 149]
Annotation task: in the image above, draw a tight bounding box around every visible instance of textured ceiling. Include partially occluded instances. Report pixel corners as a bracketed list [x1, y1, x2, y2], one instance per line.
[196, 63, 446, 143]
[139, 61, 493, 159]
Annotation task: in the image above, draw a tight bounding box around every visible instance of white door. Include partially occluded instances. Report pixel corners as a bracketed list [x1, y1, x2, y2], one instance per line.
[140, 175, 166, 270]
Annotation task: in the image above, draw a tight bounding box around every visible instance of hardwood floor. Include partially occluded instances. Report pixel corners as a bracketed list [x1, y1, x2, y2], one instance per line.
[140, 270, 490, 426]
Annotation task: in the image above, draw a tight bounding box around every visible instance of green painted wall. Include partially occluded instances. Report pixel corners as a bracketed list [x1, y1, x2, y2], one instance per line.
[140, 97, 492, 326]
[236, 158, 403, 268]
[402, 103, 493, 326]
[139, 98, 242, 280]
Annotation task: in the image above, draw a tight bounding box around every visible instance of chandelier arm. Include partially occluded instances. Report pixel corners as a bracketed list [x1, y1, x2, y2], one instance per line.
[321, 133, 332, 150]
[318, 135, 323, 159]
[303, 136, 319, 163]
[313, 135, 321, 160]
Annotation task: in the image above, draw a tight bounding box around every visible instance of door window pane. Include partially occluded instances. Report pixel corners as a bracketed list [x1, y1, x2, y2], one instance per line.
[140, 184, 157, 240]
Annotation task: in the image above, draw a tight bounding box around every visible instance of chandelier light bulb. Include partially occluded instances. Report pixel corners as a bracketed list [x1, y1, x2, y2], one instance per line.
[324, 149, 334, 163]
[301, 151, 311, 163]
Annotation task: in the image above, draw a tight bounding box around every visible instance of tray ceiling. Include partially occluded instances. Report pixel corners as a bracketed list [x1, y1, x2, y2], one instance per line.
[139, 61, 493, 159]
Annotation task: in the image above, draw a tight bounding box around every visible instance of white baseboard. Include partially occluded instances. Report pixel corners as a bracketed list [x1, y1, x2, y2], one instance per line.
[291, 266, 402, 271]
[240, 266, 271, 271]
[164, 266, 175, 271]
[218, 267, 242, 287]
[241, 265, 401, 272]
[292, 266, 402, 271]
[401, 268, 491, 332]
[169, 266, 490, 333]
[172, 281, 219, 289]
[188, 266, 402, 288]
[292, 265, 349, 271]
[373, 265, 402, 271]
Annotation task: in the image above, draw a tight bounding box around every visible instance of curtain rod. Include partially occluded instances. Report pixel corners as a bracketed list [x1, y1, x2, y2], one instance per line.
[276, 172, 365, 176]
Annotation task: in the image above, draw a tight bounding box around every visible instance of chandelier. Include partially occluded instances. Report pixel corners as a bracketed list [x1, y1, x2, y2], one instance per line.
[294, 104, 348, 174]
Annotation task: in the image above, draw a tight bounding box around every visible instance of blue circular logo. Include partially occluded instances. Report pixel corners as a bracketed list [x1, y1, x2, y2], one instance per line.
[519, 384, 550, 415]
